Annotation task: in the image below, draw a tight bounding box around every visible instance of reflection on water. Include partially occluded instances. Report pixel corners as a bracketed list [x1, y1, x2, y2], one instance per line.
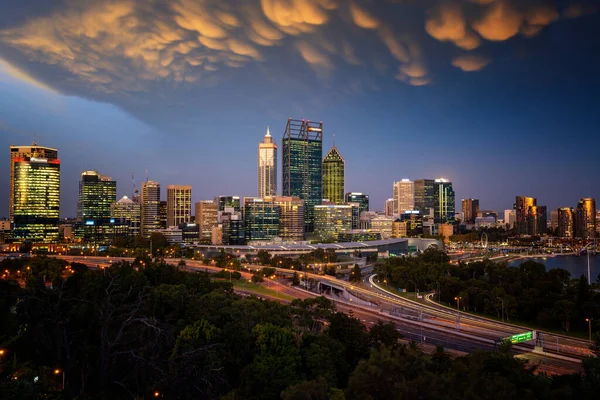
[508, 255, 600, 281]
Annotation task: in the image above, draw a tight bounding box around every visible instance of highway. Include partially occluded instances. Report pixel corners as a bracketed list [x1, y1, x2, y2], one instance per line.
[45, 255, 586, 374]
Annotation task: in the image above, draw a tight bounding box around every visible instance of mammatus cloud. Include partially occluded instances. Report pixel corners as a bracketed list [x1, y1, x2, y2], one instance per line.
[425, 3, 481, 50]
[451, 54, 490, 72]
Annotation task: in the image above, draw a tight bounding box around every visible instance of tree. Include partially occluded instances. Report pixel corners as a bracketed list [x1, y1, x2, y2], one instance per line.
[368, 321, 401, 348]
[553, 300, 575, 332]
[349, 264, 362, 283]
[257, 249, 271, 265]
[150, 232, 168, 255]
[292, 272, 300, 286]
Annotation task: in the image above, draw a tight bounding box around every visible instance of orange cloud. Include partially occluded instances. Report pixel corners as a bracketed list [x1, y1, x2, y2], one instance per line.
[349, 2, 380, 29]
[451, 54, 490, 71]
[425, 3, 481, 50]
[296, 40, 333, 70]
[472, 1, 523, 41]
[0, 59, 58, 93]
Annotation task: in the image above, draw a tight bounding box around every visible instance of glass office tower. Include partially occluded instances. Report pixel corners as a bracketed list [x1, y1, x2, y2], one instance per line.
[345, 192, 369, 213]
[322, 145, 345, 204]
[282, 119, 323, 232]
[433, 178, 455, 224]
[414, 179, 435, 218]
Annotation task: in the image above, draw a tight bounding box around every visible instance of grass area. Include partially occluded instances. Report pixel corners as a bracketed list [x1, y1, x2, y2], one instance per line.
[231, 280, 295, 302]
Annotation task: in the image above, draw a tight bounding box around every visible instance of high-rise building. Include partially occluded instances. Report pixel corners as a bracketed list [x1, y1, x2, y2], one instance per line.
[515, 196, 547, 236]
[462, 199, 479, 224]
[140, 180, 160, 238]
[529, 206, 547, 236]
[77, 171, 116, 223]
[221, 213, 245, 245]
[111, 196, 141, 237]
[347, 202, 361, 229]
[557, 207, 575, 238]
[575, 198, 596, 239]
[167, 185, 192, 227]
[244, 197, 280, 242]
[195, 201, 218, 243]
[159, 201, 168, 229]
[9, 142, 58, 226]
[370, 215, 394, 239]
[433, 179, 455, 224]
[392, 219, 407, 238]
[322, 144, 345, 204]
[384, 198, 394, 216]
[270, 196, 305, 242]
[414, 179, 435, 217]
[215, 196, 241, 212]
[393, 179, 414, 215]
[282, 119, 323, 232]
[12, 149, 60, 242]
[400, 211, 424, 237]
[550, 210, 559, 232]
[258, 127, 277, 198]
[345, 192, 369, 213]
[314, 204, 352, 240]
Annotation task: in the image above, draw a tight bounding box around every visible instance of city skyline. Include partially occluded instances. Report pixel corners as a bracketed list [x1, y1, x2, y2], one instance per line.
[1, 1, 600, 217]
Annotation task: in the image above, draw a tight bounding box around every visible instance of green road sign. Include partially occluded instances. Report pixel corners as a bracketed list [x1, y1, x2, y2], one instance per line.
[506, 331, 535, 344]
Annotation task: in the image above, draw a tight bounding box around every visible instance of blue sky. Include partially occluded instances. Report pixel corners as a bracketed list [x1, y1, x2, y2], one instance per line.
[1, 0, 599, 217]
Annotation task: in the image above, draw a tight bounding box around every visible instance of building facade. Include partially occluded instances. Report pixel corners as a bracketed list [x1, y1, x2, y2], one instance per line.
[111, 196, 141, 237]
[12, 152, 60, 242]
[400, 211, 423, 237]
[243, 197, 280, 242]
[258, 127, 277, 198]
[76, 171, 117, 243]
[557, 207, 575, 238]
[282, 119, 323, 232]
[384, 198, 394, 217]
[140, 180, 161, 238]
[322, 145, 345, 204]
[270, 196, 305, 242]
[314, 204, 352, 240]
[392, 219, 408, 238]
[370, 216, 394, 239]
[575, 198, 596, 239]
[167, 185, 192, 227]
[393, 179, 414, 215]
[345, 192, 369, 214]
[215, 196, 241, 212]
[195, 201, 219, 243]
[462, 198, 479, 224]
[433, 179, 455, 224]
[414, 179, 435, 218]
[515, 196, 547, 236]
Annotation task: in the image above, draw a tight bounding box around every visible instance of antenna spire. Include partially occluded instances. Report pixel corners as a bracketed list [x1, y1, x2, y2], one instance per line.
[333, 133, 335, 147]
[265, 125, 271, 137]
[32, 133, 37, 146]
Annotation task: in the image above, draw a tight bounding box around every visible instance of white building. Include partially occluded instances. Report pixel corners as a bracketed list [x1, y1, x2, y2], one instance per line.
[258, 126, 277, 198]
[140, 180, 160, 238]
[167, 185, 192, 227]
[393, 179, 414, 215]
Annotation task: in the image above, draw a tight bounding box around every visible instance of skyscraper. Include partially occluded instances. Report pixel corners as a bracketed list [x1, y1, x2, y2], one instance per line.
[111, 196, 141, 237]
[9, 141, 58, 225]
[270, 196, 305, 242]
[167, 185, 192, 227]
[12, 148, 60, 242]
[282, 119, 323, 232]
[557, 207, 575, 238]
[140, 180, 160, 238]
[314, 204, 352, 240]
[322, 144, 345, 204]
[433, 178, 455, 224]
[215, 196, 241, 212]
[462, 199, 479, 224]
[575, 198, 596, 239]
[384, 198, 394, 216]
[258, 127, 277, 198]
[195, 201, 218, 243]
[414, 179, 435, 217]
[393, 179, 414, 215]
[243, 197, 280, 242]
[77, 171, 116, 223]
[515, 196, 547, 236]
[345, 192, 369, 213]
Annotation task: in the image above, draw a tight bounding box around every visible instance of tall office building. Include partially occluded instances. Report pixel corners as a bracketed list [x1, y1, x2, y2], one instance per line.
[243, 197, 280, 242]
[195, 201, 218, 243]
[462, 199, 479, 224]
[159, 201, 168, 229]
[215, 196, 241, 212]
[393, 179, 414, 215]
[345, 192, 369, 213]
[322, 144, 345, 204]
[550, 210, 559, 232]
[258, 127, 277, 198]
[514, 196, 546, 236]
[557, 207, 575, 238]
[111, 196, 141, 237]
[9, 142, 58, 225]
[575, 198, 596, 239]
[167, 185, 192, 227]
[77, 171, 116, 223]
[270, 196, 305, 241]
[433, 178, 455, 224]
[12, 148, 60, 242]
[140, 180, 161, 238]
[400, 211, 423, 236]
[529, 205, 547, 236]
[414, 179, 435, 217]
[314, 204, 352, 240]
[384, 198, 394, 216]
[282, 119, 323, 232]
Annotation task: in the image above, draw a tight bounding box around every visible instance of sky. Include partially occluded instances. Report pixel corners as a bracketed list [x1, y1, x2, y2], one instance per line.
[1, 0, 599, 218]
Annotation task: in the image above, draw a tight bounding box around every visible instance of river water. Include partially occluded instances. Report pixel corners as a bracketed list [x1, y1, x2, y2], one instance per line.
[508, 255, 600, 282]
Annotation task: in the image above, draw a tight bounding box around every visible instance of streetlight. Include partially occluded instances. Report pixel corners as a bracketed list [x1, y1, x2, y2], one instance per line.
[497, 297, 505, 322]
[454, 296, 462, 311]
[409, 280, 418, 299]
[586, 318, 594, 342]
[54, 369, 65, 390]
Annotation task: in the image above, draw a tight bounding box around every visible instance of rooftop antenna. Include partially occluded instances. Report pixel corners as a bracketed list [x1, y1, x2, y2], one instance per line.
[333, 133, 335, 147]
[32, 133, 37, 146]
[145, 169, 149, 182]
[132, 172, 137, 197]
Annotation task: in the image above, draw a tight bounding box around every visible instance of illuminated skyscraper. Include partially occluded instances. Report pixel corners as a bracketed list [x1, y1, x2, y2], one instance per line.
[282, 119, 323, 232]
[314, 204, 352, 240]
[12, 148, 60, 243]
[384, 198, 394, 216]
[576, 198, 596, 239]
[433, 178, 455, 224]
[111, 196, 141, 237]
[9, 142, 58, 225]
[195, 201, 218, 243]
[243, 197, 280, 242]
[77, 171, 116, 223]
[345, 192, 369, 213]
[322, 144, 345, 204]
[557, 207, 575, 238]
[393, 179, 414, 215]
[414, 179, 435, 217]
[270, 196, 305, 241]
[167, 185, 192, 227]
[462, 198, 479, 224]
[515, 196, 547, 236]
[140, 180, 160, 238]
[215, 196, 241, 212]
[258, 127, 277, 198]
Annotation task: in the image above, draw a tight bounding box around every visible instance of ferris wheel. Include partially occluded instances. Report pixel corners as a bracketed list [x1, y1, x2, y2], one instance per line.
[481, 232, 488, 249]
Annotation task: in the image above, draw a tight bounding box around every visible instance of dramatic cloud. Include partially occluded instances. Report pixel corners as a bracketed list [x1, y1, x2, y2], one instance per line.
[0, 59, 58, 93]
[451, 54, 490, 71]
[472, 1, 523, 41]
[295, 40, 333, 71]
[349, 2, 380, 29]
[425, 3, 481, 50]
